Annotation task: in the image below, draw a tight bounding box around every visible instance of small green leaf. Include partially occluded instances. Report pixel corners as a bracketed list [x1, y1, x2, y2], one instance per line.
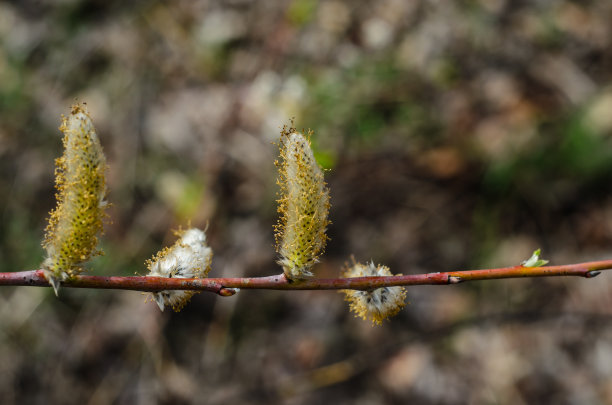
[522, 249, 549, 267]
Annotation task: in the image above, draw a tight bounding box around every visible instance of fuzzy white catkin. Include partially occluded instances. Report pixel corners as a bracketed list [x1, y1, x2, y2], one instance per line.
[342, 262, 407, 325]
[147, 228, 213, 312]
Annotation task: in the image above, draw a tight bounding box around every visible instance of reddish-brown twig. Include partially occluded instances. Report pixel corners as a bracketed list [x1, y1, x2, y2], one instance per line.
[0, 259, 610, 296]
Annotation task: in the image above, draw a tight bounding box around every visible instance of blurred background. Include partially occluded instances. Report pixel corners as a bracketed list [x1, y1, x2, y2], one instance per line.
[1, 0, 612, 403]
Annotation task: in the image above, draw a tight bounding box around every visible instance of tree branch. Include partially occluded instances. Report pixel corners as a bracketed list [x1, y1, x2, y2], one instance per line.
[1, 259, 610, 296]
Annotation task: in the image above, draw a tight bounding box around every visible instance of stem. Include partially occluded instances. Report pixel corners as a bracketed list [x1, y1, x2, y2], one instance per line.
[1, 259, 611, 295]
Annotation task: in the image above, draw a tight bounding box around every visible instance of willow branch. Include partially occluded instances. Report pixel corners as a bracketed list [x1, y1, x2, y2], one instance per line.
[1, 259, 610, 296]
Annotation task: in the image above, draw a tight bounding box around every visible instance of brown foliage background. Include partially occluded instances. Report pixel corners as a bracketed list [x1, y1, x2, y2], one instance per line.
[1, 1, 612, 404]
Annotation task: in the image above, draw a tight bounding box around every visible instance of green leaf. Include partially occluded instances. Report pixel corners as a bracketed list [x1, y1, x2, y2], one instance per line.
[522, 249, 549, 267]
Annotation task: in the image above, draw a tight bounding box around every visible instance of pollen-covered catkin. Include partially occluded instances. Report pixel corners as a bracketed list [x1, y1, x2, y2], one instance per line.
[342, 262, 407, 325]
[274, 127, 330, 280]
[146, 228, 213, 312]
[42, 103, 107, 294]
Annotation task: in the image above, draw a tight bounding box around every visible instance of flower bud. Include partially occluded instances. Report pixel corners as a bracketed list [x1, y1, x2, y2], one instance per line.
[146, 228, 213, 312]
[342, 262, 407, 325]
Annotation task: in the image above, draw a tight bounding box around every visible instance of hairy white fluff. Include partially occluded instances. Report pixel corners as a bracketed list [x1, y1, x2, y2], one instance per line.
[147, 228, 213, 311]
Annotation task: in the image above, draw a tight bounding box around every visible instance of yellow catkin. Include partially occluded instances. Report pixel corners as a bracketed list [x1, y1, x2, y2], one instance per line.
[42, 103, 107, 294]
[341, 262, 407, 325]
[274, 126, 330, 280]
[146, 228, 213, 312]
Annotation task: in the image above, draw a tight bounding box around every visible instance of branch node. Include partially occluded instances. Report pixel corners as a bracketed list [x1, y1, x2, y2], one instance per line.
[448, 276, 463, 284]
[219, 288, 238, 297]
[586, 270, 601, 278]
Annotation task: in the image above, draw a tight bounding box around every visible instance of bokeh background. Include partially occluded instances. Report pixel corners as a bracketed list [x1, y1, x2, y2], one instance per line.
[1, 0, 612, 404]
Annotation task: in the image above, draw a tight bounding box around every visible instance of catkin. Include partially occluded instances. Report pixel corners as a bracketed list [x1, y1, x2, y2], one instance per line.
[341, 262, 407, 325]
[42, 103, 107, 294]
[146, 228, 213, 312]
[275, 127, 330, 280]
